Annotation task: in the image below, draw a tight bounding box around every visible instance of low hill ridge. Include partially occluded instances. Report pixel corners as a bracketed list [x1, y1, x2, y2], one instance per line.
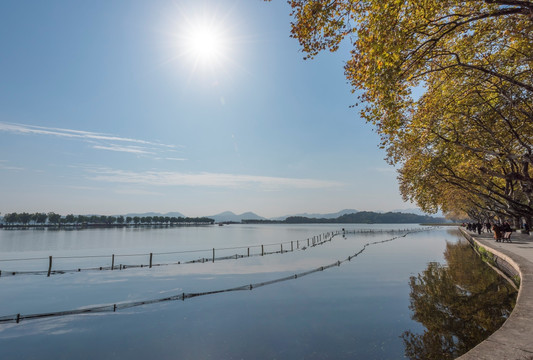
[245, 211, 446, 224]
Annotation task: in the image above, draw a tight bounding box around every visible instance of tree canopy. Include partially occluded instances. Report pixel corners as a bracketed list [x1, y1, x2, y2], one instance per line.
[285, 0, 533, 223]
[0, 212, 215, 227]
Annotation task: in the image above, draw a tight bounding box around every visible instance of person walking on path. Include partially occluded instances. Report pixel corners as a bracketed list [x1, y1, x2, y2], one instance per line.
[493, 224, 502, 242]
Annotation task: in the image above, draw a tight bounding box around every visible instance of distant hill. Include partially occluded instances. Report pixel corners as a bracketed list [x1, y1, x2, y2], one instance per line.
[335, 211, 446, 224]
[271, 209, 359, 221]
[209, 211, 265, 223]
[391, 208, 444, 217]
[123, 211, 186, 218]
[246, 211, 447, 224]
[1, 209, 445, 226]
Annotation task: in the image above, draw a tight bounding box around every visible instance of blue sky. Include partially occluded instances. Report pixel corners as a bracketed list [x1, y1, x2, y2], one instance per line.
[0, 0, 414, 218]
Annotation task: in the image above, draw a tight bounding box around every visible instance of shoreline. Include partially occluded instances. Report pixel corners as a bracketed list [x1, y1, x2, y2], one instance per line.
[458, 228, 533, 359]
[0, 223, 214, 230]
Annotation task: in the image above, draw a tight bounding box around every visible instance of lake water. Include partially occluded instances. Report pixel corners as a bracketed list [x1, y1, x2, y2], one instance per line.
[0, 224, 517, 359]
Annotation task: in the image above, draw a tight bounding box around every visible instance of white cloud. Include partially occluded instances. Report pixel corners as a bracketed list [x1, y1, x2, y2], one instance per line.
[0, 160, 24, 171]
[87, 168, 343, 190]
[92, 144, 155, 155]
[67, 185, 105, 191]
[113, 188, 164, 196]
[0, 121, 181, 156]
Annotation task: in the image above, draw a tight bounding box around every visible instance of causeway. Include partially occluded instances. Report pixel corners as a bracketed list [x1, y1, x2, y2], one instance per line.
[459, 228, 533, 360]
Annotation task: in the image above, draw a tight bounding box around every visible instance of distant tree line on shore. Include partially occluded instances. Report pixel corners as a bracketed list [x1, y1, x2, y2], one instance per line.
[0, 212, 214, 227]
[242, 211, 447, 224]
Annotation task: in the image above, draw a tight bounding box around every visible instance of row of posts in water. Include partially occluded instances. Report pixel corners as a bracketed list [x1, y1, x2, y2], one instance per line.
[0, 231, 340, 278]
[1, 229, 428, 324]
[0, 228, 424, 278]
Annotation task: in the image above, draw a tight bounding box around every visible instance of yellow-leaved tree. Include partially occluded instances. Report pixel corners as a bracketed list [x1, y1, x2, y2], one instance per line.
[284, 0, 533, 224]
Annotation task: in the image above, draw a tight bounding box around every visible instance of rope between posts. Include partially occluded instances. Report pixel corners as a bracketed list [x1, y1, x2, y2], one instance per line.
[0, 230, 428, 324]
[0, 228, 428, 278]
[0, 244, 335, 277]
[0, 232, 339, 263]
[0, 228, 420, 263]
[0, 230, 346, 278]
[0, 256, 49, 262]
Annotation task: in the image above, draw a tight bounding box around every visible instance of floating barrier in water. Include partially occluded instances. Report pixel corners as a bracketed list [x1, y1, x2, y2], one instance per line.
[0, 229, 432, 324]
[342, 228, 421, 234]
[0, 231, 341, 277]
[0, 228, 426, 278]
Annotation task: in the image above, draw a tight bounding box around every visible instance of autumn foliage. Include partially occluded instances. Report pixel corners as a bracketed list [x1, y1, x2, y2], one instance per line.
[286, 0, 533, 223]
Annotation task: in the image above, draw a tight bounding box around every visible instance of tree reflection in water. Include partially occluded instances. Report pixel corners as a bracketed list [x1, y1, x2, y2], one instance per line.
[402, 238, 517, 360]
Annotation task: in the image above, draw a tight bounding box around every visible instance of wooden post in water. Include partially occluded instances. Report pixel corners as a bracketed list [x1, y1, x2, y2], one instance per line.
[297, 240, 299, 249]
[47, 256, 52, 277]
[149, 253, 153, 268]
[111, 254, 115, 270]
[281, 244, 283, 253]
[291, 241, 293, 251]
[261, 245, 264, 256]
[212, 248, 215, 262]
[307, 238, 310, 246]
[248, 248, 250, 257]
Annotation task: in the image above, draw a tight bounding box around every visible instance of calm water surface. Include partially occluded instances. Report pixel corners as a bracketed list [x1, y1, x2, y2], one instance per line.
[0, 224, 516, 359]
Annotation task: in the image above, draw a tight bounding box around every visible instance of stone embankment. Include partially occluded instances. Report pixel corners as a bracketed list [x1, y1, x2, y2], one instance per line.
[459, 228, 533, 360]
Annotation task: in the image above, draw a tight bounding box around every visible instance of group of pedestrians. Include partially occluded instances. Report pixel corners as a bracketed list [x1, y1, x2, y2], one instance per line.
[464, 220, 531, 242]
[465, 222, 492, 235]
[464, 221, 515, 242]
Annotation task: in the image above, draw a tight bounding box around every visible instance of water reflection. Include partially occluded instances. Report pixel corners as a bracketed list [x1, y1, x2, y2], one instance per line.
[402, 239, 517, 359]
[1, 226, 518, 359]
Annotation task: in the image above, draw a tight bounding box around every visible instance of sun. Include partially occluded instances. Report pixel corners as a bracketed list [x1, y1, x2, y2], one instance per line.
[161, 4, 242, 80]
[173, 9, 234, 74]
[185, 24, 224, 64]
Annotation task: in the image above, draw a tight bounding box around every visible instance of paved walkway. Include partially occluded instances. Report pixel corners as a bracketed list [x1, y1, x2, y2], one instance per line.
[458, 228, 533, 360]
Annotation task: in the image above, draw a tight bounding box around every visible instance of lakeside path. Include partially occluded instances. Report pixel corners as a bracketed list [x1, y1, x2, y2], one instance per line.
[459, 228, 533, 360]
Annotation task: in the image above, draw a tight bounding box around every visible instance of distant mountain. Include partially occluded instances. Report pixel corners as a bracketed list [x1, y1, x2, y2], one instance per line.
[389, 208, 445, 218]
[273, 211, 447, 224]
[122, 211, 187, 218]
[271, 209, 359, 221]
[209, 211, 265, 223]
[335, 211, 446, 224]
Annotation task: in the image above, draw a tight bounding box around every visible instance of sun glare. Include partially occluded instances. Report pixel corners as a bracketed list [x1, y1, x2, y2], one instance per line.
[160, 4, 244, 81]
[186, 24, 224, 64]
[168, 6, 236, 77]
